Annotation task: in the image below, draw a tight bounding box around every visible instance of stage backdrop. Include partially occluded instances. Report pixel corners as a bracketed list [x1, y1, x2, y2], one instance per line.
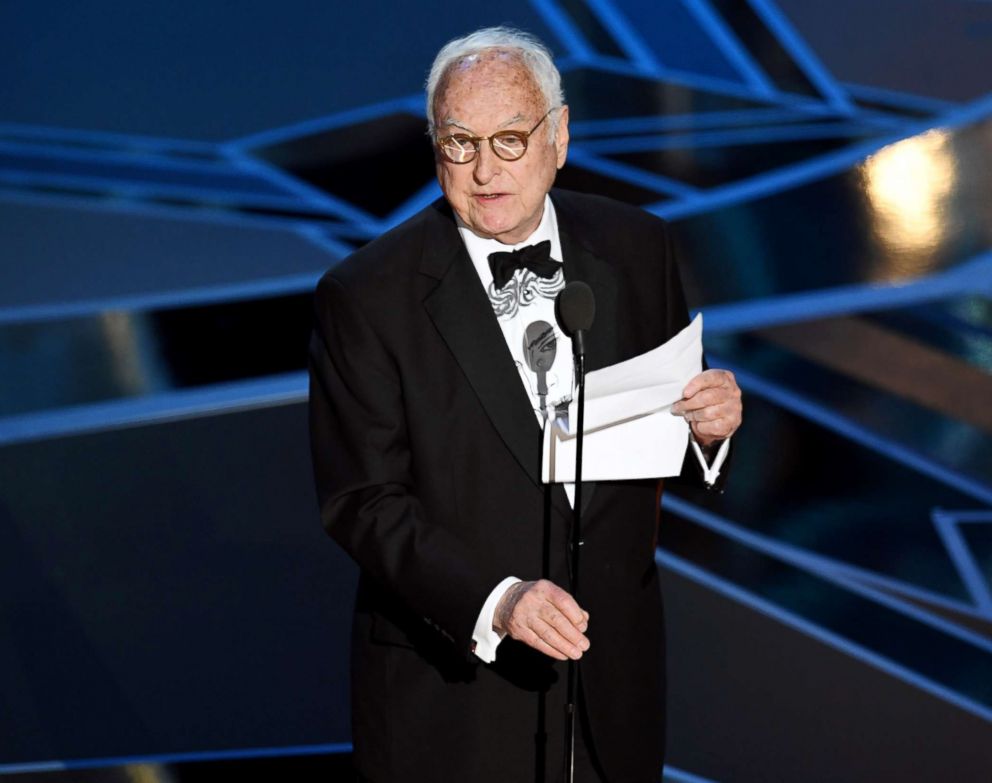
[1, 2, 990, 780]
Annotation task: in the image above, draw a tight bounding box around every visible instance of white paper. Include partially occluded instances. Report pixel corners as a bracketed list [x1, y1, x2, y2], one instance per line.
[542, 314, 703, 483]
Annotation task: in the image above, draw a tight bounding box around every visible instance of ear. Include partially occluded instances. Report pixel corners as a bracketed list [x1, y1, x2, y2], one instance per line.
[555, 105, 570, 169]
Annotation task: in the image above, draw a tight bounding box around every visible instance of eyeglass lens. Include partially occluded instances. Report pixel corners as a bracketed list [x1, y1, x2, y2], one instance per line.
[438, 110, 551, 164]
[440, 131, 528, 163]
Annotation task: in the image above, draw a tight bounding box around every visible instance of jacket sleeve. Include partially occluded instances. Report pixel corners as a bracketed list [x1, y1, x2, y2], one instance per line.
[308, 273, 507, 659]
[660, 218, 734, 493]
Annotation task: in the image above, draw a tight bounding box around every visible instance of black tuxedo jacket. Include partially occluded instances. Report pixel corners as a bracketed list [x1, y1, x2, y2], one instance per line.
[310, 189, 700, 782]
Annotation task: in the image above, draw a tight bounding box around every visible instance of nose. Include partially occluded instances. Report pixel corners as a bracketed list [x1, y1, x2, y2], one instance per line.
[472, 141, 501, 184]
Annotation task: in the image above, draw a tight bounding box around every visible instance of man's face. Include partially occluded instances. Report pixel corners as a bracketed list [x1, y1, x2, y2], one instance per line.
[433, 53, 569, 245]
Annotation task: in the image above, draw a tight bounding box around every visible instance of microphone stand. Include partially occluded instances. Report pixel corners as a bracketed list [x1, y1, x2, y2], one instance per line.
[564, 343, 586, 783]
[555, 281, 594, 783]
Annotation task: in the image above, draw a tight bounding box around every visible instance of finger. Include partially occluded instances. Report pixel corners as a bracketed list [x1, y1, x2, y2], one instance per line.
[680, 402, 736, 426]
[683, 369, 736, 399]
[530, 620, 588, 660]
[545, 584, 587, 627]
[691, 417, 737, 441]
[538, 604, 590, 649]
[507, 606, 586, 660]
[681, 369, 722, 398]
[517, 627, 570, 661]
[685, 401, 738, 423]
[675, 387, 732, 413]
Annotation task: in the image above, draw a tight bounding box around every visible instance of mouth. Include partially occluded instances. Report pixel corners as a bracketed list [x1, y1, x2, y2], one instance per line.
[474, 193, 508, 203]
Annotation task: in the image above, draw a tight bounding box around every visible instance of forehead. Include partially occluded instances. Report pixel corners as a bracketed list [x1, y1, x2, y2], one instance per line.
[435, 52, 543, 121]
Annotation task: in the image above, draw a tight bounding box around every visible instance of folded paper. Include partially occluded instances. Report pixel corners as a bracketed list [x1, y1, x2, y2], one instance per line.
[542, 314, 703, 483]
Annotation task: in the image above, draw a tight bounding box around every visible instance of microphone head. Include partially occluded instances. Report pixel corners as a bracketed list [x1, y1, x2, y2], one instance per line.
[555, 281, 596, 336]
[523, 320, 557, 372]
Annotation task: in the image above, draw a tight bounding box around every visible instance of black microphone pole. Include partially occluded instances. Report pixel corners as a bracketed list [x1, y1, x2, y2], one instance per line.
[555, 282, 595, 783]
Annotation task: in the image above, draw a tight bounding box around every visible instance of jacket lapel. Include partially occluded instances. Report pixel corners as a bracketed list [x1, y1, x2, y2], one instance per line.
[553, 192, 622, 517]
[418, 195, 623, 508]
[420, 201, 545, 486]
[553, 192, 620, 374]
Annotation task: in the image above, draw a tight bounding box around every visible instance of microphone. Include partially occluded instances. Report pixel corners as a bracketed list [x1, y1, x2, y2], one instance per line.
[554, 282, 596, 783]
[524, 320, 557, 411]
[555, 281, 596, 359]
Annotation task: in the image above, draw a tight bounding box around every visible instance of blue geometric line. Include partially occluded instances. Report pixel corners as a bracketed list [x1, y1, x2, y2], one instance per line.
[833, 110, 923, 132]
[698, 251, 992, 334]
[530, 0, 598, 60]
[0, 273, 327, 327]
[907, 301, 992, 341]
[0, 122, 221, 155]
[554, 54, 592, 75]
[576, 121, 878, 153]
[574, 53, 812, 109]
[319, 221, 380, 244]
[0, 185, 363, 244]
[0, 743, 352, 775]
[296, 224, 358, 260]
[745, 0, 855, 114]
[660, 496, 988, 620]
[892, 79, 992, 133]
[656, 549, 992, 724]
[0, 168, 371, 224]
[709, 357, 992, 507]
[0, 167, 272, 199]
[0, 160, 293, 199]
[573, 107, 907, 138]
[792, 79, 992, 130]
[567, 148, 700, 198]
[933, 509, 992, 615]
[383, 179, 445, 231]
[842, 82, 958, 116]
[0, 371, 308, 447]
[650, 88, 992, 219]
[649, 142, 879, 217]
[582, 0, 665, 72]
[292, 222, 355, 259]
[585, 85, 980, 219]
[568, 107, 817, 137]
[680, 0, 777, 98]
[943, 511, 992, 523]
[221, 153, 381, 222]
[824, 562, 990, 622]
[0, 140, 237, 175]
[223, 94, 425, 152]
[662, 765, 720, 783]
[0, 744, 716, 782]
[662, 494, 992, 653]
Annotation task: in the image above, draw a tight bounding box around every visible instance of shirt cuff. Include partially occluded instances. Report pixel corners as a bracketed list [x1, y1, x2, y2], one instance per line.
[471, 576, 522, 663]
[690, 436, 731, 487]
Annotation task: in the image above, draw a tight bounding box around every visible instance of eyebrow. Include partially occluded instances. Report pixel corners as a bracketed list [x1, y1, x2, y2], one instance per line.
[442, 113, 527, 134]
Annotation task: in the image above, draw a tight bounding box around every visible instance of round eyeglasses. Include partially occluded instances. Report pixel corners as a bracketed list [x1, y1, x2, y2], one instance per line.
[436, 109, 554, 164]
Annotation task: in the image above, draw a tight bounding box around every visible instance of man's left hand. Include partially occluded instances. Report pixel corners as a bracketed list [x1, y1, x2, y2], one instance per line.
[671, 369, 742, 447]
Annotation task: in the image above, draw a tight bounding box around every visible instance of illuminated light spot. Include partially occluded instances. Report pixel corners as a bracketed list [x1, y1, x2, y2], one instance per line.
[862, 129, 958, 279]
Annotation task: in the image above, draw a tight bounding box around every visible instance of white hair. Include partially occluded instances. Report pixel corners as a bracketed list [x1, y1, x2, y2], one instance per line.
[425, 26, 565, 141]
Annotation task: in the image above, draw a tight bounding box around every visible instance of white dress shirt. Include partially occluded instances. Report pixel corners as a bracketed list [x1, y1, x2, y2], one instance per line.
[457, 196, 728, 662]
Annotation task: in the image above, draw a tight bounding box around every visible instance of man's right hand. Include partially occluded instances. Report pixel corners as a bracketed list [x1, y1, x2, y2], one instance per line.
[493, 579, 590, 661]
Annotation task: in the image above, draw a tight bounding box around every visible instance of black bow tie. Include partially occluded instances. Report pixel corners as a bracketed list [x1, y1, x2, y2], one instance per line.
[487, 240, 561, 290]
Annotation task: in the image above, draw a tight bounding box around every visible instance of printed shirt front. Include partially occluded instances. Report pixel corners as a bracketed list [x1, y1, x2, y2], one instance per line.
[458, 195, 573, 424]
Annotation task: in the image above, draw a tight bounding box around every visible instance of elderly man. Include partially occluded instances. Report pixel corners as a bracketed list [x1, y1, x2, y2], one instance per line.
[309, 27, 741, 783]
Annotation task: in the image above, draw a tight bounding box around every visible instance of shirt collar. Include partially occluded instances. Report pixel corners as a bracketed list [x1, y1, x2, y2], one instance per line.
[456, 195, 562, 287]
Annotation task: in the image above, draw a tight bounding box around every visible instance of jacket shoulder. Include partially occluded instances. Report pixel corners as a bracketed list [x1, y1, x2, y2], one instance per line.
[551, 188, 668, 234]
[317, 199, 452, 296]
